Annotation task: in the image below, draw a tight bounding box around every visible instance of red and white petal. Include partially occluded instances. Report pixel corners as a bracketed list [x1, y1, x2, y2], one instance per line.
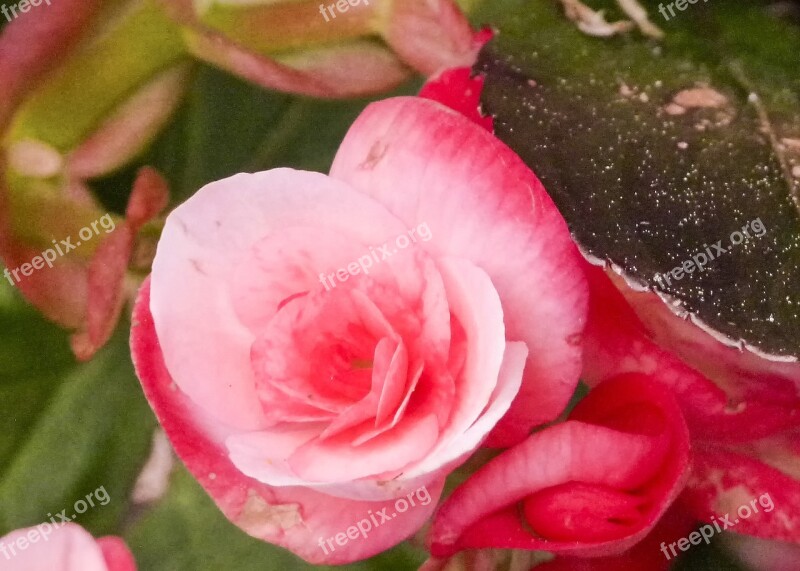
[330, 97, 588, 445]
[609, 271, 800, 422]
[583, 264, 800, 441]
[683, 446, 800, 543]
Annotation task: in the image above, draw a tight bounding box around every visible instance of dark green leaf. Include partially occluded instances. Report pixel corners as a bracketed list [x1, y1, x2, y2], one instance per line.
[474, 0, 800, 358]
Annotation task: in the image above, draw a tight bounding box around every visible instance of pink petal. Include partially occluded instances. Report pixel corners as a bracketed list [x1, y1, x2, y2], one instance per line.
[96, 536, 137, 571]
[180, 25, 410, 98]
[330, 97, 588, 445]
[0, 523, 113, 571]
[150, 169, 418, 431]
[401, 257, 527, 478]
[382, 0, 483, 76]
[287, 412, 440, 482]
[131, 279, 443, 564]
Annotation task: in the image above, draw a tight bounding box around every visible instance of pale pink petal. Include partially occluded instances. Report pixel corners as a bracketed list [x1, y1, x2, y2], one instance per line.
[0, 524, 110, 571]
[287, 413, 440, 482]
[403, 257, 527, 477]
[406, 340, 528, 479]
[150, 169, 417, 430]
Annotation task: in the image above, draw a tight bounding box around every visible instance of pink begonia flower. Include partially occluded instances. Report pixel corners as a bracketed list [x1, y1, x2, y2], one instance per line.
[0, 523, 136, 571]
[130, 96, 588, 563]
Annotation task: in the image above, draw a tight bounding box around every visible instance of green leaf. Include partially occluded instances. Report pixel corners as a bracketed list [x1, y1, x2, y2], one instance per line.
[473, 0, 800, 358]
[0, 285, 73, 470]
[0, 320, 156, 536]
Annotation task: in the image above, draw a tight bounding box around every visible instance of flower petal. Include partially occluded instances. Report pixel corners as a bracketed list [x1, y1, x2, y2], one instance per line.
[330, 97, 587, 445]
[583, 264, 800, 441]
[428, 374, 690, 558]
[0, 524, 111, 571]
[150, 168, 417, 430]
[131, 278, 443, 564]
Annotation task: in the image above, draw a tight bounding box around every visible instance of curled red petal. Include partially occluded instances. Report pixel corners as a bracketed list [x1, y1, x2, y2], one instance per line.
[534, 505, 697, 571]
[428, 374, 690, 558]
